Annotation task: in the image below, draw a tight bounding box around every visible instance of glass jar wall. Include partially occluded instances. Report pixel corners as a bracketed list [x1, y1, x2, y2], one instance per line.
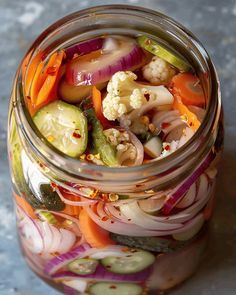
[8, 5, 222, 295]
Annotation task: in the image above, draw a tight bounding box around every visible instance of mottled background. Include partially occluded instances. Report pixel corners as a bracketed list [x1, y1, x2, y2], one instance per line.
[0, 0, 236, 294]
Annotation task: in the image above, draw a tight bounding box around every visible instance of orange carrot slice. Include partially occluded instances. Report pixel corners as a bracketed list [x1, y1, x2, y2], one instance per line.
[14, 193, 37, 219]
[23, 50, 43, 96]
[79, 208, 115, 248]
[92, 86, 110, 128]
[22, 50, 65, 115]
[30, 52, 58, 105]
[173, 94, 201, 131]
[172, 73, 205, 107]
[61, 192, 82, 216]
[36, 50, 64, 106]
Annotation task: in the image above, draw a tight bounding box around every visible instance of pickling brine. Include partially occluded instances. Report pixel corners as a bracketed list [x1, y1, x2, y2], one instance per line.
[8, 5, 222, 295]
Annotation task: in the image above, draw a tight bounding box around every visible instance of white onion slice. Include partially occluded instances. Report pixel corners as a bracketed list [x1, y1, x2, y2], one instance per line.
[138, 196, 166, 213]
[176, 183, 197, 209]
[105, 203, 131, 223]
[58, 229, 77, 254]
[195, 174, 209, 201]
[80, 245, 128, 260]
[63, 280, 87, 293]
[18, 207, 44, 254]
[119, 202, 183, 230]
[178, 127, 194, 148]
[56, 188, 97, 206]
[127, 131, 144, 166]
[152, 110, 180, 127]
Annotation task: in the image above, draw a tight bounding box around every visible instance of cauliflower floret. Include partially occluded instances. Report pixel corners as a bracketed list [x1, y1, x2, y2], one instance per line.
[102, 71, 174, 121]
[142, 56, 176, 85]
[103, 128, 137, 165]
[117, 143, 137, 164]
[159, 141, 179, 158]
[103, 128, 130, 146]
[102, 71, 147, 121]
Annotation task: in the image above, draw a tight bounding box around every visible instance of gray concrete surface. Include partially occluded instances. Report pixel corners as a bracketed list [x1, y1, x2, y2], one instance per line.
[0, 0, 236, 294]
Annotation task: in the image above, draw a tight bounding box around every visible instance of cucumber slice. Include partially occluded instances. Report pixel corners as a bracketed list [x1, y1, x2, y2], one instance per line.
[101, 249, 155, 274]
[10, 121, 43, 208]
[10, 113, 65, 211]
[33, 100, 88, 157]
[110, 234, 188, 253]
[37, 211, 58, 224]
[89, 282, 143, 295]
[85, 109, 118, 167]
[68, 258, 98, 275]
[137, 35, 191, 71]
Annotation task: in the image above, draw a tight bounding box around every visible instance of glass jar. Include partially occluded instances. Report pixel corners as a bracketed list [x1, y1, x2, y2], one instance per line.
[8, 5, 222, 295]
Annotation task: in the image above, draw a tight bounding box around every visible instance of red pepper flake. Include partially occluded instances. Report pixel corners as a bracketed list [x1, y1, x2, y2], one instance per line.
[50, 182, 58, 191]
[128, 218, 131, 221]
[46, 66, 57, 76]
[111, 220, 114, 224]
[101, 216, 109, 221]
[145, 38, 151, 45]
[101, 193, 109, 202]
[164, 144, 170, 151]
[109, 285, 117, 289]
[73, 130, 81, 139]
[121, 247, 130, 253]
[26, 95, 31, 100]
[39, 162, 44, 168]
[161, 122, 170, 129]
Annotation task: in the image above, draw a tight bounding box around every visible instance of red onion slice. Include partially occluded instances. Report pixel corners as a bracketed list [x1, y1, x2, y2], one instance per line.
[66, 36, 146, 86]
[162, 152, 215, 215]
[64, 284, 81, 295]
[65, 37, 104, 60]
[44, 243, 91, 275]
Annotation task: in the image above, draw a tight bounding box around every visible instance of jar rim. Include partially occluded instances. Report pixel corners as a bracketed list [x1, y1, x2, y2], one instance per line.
[13, 4, 221, 182]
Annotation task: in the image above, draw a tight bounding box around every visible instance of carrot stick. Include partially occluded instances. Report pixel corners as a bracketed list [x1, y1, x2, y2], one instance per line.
[173, 94, 201, 131]
[36, 50, 64, 106]
[22, 51, 43, 96]
[79, 208, 115, 248]
[92, 86, 110, 128]
[172, 73, 205, 107]
[30, 52, 58, 105]
[14, 193, 37, 219]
